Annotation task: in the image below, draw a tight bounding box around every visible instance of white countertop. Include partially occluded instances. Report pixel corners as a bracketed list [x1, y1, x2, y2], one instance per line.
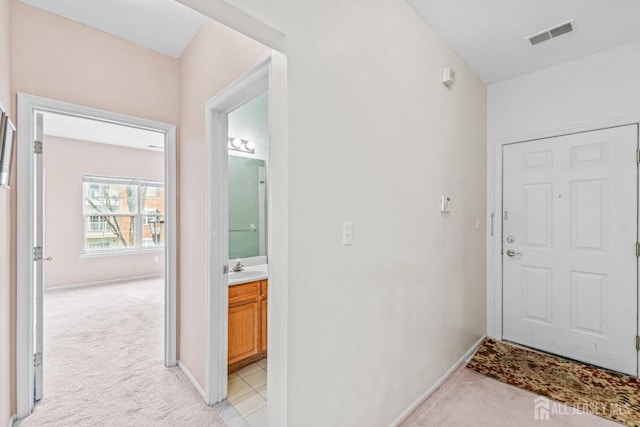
[228, 264, 268, 286]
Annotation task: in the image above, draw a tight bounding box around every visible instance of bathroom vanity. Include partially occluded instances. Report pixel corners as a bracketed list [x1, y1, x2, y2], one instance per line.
[228, 278, 268, 372]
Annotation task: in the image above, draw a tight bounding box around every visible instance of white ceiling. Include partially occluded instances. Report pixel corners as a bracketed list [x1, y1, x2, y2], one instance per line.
[407, 0, 640, 84]
[19, 0, 206, 57]
[22, 0, 640, 85]
[43, 112, 165, 152]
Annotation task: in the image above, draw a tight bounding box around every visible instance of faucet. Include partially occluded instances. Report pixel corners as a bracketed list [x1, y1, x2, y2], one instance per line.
[231, 260, 244, 272]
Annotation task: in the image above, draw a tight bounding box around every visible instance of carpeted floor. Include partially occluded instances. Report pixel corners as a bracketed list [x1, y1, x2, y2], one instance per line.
[400, 366, 617, 427]
[16, 278, 227, 427]
[466, 339, 640, 426]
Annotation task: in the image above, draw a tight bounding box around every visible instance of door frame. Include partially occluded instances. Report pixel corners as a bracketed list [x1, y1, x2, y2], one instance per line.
[203, 57, 270, 405]
[16, 94, 178, 418]
[487, 118, 640, 376]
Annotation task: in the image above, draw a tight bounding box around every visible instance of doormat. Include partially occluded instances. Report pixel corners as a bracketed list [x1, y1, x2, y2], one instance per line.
[466, 338, 640, 426]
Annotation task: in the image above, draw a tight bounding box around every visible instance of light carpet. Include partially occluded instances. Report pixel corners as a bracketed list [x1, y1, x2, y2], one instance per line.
[17, 278, 227, 427]
[401, 366, 617, 426]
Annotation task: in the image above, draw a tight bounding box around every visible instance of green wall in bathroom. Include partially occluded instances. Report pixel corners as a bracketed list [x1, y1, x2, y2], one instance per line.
[228, 156, 266, 259]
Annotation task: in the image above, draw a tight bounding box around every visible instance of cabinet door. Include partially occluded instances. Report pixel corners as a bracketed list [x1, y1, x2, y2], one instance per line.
[260, 299, 268, 352]
[228, 301, 260, 364]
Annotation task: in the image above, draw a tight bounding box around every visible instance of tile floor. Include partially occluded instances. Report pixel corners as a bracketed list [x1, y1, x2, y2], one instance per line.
[227, 358, 268, 427]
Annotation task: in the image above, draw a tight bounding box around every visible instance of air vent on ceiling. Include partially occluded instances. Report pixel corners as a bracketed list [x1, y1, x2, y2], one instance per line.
[527, 19, 574, 46]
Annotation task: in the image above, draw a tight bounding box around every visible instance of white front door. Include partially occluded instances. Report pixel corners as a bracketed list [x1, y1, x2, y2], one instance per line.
[502, 125, 638, 376]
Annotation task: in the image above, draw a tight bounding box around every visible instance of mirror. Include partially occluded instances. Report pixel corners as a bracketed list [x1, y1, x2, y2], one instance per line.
[228, 93, 269, 260]
[228, 156, 267, 259]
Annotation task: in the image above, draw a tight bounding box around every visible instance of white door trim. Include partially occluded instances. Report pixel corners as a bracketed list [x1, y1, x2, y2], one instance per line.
[487, 117, 640, 376]
[16, 94, 178, 418]
[203, 57, 270, 405]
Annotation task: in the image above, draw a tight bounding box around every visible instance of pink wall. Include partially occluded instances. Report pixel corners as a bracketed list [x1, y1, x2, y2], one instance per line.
[0, 0, 12, 422]
[10, 0, 179, 124]
[178, 20, 268, 387]
[43, 136, 165, 288]
[7, 0, 180, 417]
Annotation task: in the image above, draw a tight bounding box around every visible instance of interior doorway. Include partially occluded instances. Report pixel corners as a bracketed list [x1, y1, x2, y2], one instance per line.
[203, 58, 271, 414]
[501, 125, 639, 376]
[16, 94, 178, 418]
[225, 92, 269, 424]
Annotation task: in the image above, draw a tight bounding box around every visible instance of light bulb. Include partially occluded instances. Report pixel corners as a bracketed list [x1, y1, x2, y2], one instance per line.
[245, 140, 255, 151]
[231, 138, 242, 148]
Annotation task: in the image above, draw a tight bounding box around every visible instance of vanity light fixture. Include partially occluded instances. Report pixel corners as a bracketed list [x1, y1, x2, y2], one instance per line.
[228, 137, 255, 154]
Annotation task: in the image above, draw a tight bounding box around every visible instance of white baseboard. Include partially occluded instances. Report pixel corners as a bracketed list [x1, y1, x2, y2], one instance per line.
[177, 360, 207, 403]
[45, 274, 164, 292]
[7, 414, 15, 427]
[390, 334, 487, 427]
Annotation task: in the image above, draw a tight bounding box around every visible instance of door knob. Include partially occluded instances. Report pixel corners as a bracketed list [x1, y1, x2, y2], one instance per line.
[506, 249, 519, 257]
[45, 256, 53, 262]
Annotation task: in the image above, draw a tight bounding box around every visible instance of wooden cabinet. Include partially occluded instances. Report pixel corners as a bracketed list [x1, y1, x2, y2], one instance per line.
[228, 279, 268, 371]
[228, 301, 260, 365]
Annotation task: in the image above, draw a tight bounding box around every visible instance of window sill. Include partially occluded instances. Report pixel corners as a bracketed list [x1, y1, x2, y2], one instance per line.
[79, 248, 165, 259]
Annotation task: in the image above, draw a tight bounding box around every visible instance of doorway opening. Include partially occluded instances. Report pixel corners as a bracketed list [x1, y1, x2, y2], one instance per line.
[225, 92, 269, 423]
[16, 94, 177, 418]
[203, 58, 272, 421]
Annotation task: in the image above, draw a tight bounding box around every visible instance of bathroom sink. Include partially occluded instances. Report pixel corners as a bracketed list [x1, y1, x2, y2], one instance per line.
[228, 269, 268, 285]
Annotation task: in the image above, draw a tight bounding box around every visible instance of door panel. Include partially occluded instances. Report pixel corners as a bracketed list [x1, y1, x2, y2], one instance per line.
[503, 125, 638, 375]
[228, 301, 259, 365]
[522, 266, 552, 324]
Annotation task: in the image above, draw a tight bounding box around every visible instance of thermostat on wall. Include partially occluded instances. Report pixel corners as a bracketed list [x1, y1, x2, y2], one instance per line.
[440, 196, 451, 212]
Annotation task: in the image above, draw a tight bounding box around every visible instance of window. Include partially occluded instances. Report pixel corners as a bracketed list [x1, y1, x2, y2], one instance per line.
[83, 175, 165, 253]
[87, 216, 109, 232]
[89, 241, 112, 250]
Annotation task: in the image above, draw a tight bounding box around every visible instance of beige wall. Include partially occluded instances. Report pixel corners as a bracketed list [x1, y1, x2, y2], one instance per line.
[43, 136, 165, 288]
[7, 0, 180, 417]
[201, 1, 487, 425]
[178, 19, 269, 388]
[0, 0, 12, 422]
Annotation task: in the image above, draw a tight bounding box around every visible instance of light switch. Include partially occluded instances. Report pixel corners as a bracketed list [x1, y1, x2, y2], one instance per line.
[342, 222, 353, 246]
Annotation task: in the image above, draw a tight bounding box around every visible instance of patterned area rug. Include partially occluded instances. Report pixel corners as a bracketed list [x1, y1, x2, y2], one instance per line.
[466, 339, 640, 426]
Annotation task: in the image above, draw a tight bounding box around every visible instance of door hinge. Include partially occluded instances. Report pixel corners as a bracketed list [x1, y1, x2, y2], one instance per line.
[34, 140, 42, 155]
[33, 246, 43, 261]
[636, 242, 640, 257]
[34, 352, 42, 368]
[223, 265, 229, 274]
[636, 149, 640, 164]
[636, 336, 640, 351]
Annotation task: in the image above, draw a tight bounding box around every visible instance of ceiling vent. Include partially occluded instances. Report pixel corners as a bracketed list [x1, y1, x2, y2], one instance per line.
[527, 19, 574, 46]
